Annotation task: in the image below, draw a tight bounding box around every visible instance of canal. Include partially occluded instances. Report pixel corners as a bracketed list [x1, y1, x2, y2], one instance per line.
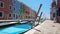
[0, 24, 32, 34]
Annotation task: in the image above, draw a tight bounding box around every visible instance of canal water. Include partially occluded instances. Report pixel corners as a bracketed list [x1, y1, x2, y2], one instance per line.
[0, 24, 32, 34]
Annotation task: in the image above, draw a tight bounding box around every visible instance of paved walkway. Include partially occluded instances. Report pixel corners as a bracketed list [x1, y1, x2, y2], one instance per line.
[24, 20, 60, 34]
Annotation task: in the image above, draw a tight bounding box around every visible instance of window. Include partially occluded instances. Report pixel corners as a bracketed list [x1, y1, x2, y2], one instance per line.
[53, 13, 55, 18]
[26, 11, 29, 13]
[56, 10, 59, 16]
[9, 0, 12, 2]
[28, 16, 30, 18]
[14, 7, 15, 10]
[26, 16, 30, 18]
[9, 5, 12, 10]
[0, 12, 3, 17]
[9, 14, 11, 17]
[26, 16, 27, 18]
[57, 7, 60, 16]
[13, 14, 15, 17]
[19, 15, 20, 17]
[26, 11, 28, 13]
[16, 15, 18, 19]
[0, 1, 4, 7]
[58, 8, 60, 16]
[57, 10, 59, 16]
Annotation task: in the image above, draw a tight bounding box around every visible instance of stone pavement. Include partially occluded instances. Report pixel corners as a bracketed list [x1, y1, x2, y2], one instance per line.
[24, 20, 60, 34]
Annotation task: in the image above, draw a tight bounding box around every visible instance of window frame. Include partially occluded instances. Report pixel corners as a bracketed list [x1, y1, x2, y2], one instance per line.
[0, 1, 4, 8]
[0, 11, 4, 18]
[13, 14, 15, 18]
[9, 14, 12, 18]
[9, 5, 12, 10]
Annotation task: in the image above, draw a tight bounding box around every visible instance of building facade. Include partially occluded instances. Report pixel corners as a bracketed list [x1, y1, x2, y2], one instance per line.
[20, 2, 37, 20]
[50, 0, 56, 20]
[12, 0, 20, 20]
[30, 9, 37, 19]
[0, 0, 12, 20]
[0, 0, 37, 20]
[25, 6, 37, 19]
[20, 2, 26, 19]
[25, 6, 31, 19]
[50, 0, 60, 23]
[56, 0, 60, 22]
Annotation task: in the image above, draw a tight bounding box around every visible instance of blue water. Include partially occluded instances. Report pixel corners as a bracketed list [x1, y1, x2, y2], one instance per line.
[0, 24, 32, 34]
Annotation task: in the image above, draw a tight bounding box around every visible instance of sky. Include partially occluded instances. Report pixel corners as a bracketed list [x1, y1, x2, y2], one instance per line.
[18, 0, 52, 19]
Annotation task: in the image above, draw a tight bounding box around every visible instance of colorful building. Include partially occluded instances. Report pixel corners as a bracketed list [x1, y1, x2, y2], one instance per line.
[0, 0, 37, 20]
[30, 9, 37, 19]
[25, 5, 37, 19]
[50, 0, 60, 23]
[56, 0, 60, 22]
[0, 0, 12, 20]
[12, 0, 21, 20]
[25, 6, 30, 19]
[20, 2, 37, 20]
[20, 2, 26, 19]
[50, 0, 56, 20]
